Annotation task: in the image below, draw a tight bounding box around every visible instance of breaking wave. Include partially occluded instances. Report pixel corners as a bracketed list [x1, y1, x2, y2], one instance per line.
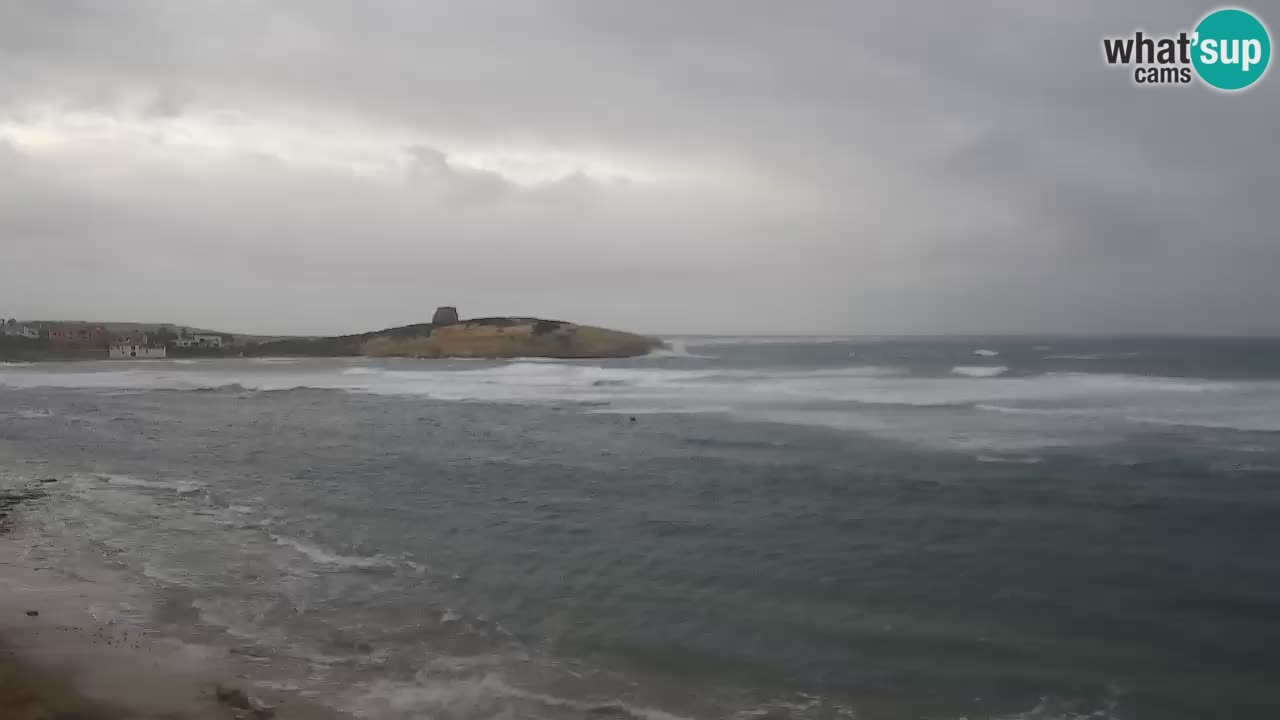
[4, 360, 1280, 448]
[952, 365, 1008, 377]
[95, 473, 204, 494]
[646, 339, 717, 360]
[349, 674, 695, 720]
[1044, 352, 1141, 361]
[269, 534, 397, 570]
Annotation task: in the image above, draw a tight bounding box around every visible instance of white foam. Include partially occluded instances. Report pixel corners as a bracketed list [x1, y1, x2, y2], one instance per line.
[98, 473, 203, 494]
[1044, 352, 1140, 360]
[976, 454, 1045, 464]
[1044, 353, 1106, 360]
[952, 366, 1008, 378]
[270, 534, 395, 569]
[1126, 413, 1280, 433]
[350, 674, 693, 720]
[973, 348, 1000, 357]
[646, 339, 716, 360]
[974, 404, 1085, 417]
[340, 366, 380, 376]
[676, 336, 851, 346]
[5, 359, 1280, 448]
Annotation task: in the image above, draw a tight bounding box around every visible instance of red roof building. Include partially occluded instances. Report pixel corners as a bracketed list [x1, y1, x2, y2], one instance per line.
[47, 324, 111, 348]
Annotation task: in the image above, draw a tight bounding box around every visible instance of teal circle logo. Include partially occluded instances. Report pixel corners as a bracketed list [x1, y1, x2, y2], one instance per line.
[1192, 8, 1271, 90]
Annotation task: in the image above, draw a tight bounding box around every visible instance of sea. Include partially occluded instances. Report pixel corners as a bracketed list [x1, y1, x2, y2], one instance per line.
[2, 336, 1279, 720]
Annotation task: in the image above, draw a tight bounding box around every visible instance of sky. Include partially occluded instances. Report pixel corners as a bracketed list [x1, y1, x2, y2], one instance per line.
[1, 1, 1277, 336]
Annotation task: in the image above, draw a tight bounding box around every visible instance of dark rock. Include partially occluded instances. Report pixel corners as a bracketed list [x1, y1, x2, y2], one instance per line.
[40, 478, 58, 483]
[216, 684, 253, 710]
[215, 684, 276, 718]
[532, 319, 564, 336]
[432, 306, 459, 325]
[25, 610, 38, 617]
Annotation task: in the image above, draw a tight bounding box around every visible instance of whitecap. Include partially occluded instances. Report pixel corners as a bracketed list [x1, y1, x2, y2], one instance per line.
[1044, 353, 1106, 360]
[98, 473, 203, 494]
[340, 366, 381, 376]
[952, 365, 1008, 378]
[976, 454, 1045, 464]
[270, 534, 395, 569]
[645, 339, 717, 360]
[1125, 414, 1280, 433]
[973, 403, 1083, 416]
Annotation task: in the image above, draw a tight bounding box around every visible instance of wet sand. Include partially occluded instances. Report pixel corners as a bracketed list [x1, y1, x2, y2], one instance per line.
[0, 647, 124, 720]
[0, 484, 349, 720]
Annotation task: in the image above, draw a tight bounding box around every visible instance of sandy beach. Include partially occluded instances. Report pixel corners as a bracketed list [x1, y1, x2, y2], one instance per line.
[0, 482, 348, 720]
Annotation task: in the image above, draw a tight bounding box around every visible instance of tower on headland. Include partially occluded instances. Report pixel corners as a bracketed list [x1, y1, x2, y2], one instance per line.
[432, 306, 459, 326]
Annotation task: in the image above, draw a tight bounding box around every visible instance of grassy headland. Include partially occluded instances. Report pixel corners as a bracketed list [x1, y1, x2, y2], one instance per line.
[251, 317, 662, 359]
[2, 317, 662, 361]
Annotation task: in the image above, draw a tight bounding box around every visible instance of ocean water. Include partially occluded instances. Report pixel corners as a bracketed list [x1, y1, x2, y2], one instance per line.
[2, 336, 1279, 719]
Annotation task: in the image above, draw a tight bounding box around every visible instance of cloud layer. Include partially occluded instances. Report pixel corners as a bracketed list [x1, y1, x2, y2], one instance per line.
[1, 1, 1277, 335]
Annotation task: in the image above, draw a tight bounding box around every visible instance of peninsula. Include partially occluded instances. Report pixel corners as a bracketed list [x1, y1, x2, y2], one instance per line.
[254, 311, 662, 359]
[0, 309, 663, 361]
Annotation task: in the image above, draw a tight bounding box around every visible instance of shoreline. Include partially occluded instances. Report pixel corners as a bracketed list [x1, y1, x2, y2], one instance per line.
[0, 483, 350, 720]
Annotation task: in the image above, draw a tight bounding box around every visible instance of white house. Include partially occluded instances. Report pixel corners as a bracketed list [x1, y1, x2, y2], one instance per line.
[172, 334, 224, 349]
[193, 333, 224, 348]
[2, 324, 41, 339]
[109, 343, 167, 360]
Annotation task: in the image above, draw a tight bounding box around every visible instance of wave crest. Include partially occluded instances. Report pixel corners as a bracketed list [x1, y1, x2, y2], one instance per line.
[952, 366, 1008, 378]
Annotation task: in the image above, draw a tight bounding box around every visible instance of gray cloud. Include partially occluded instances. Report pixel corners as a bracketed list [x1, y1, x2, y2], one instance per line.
[1, 1, 1277, 335]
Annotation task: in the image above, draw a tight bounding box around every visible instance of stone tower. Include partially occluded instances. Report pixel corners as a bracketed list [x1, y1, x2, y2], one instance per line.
[432, 306, 459, 325]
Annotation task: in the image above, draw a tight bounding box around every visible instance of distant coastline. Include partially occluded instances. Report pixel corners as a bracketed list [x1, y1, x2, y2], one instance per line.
[1, 314, 663, 362]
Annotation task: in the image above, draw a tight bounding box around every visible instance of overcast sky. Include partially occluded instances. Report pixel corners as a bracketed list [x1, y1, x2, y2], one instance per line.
[1, 1, 1276, 335]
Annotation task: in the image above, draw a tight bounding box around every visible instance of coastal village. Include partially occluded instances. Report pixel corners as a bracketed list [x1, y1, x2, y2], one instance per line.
[0, 319, 235, 360]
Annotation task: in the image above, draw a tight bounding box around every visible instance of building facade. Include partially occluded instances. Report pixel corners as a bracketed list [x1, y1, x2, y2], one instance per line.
[109, 343, 167, 360]
[194, 334, 224, 348]
[171, 334, 224, 349]
[2, 324, 40, 339]
[114, 331, 149, 346]
[48, 324, 110, 347]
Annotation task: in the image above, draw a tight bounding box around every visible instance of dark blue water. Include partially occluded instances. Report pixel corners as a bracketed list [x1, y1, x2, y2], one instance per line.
[2, 337, 1279, 719]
